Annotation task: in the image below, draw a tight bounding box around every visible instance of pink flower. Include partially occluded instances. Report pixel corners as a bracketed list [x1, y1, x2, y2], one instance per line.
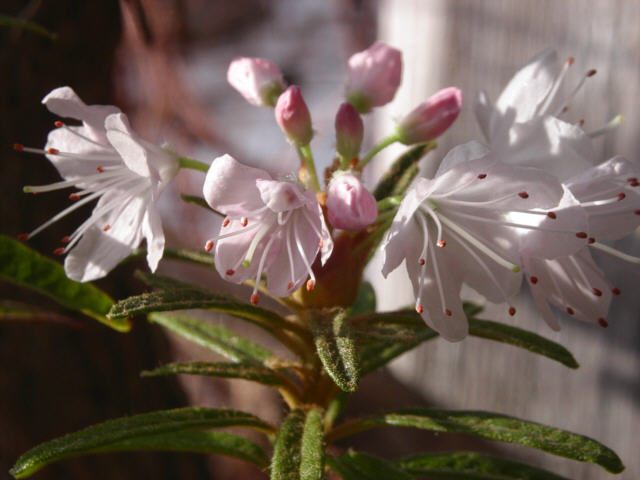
[334, 102, 364, 160]
[345, 42, 402, 113]
[395, 87, 462, 145]
[227, 57, 285, 107]
[275, 86, 313, 146]
[202, 154, 333, 303]
[326, 173, 378, 231]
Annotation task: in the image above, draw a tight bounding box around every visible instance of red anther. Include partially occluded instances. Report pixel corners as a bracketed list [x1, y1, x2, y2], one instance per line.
[222, 218, 230, 227]
[54, 120, 64, 128]
[416, 304, 424, 314]
[566, 57, 575, 65]
[635, 210, 640, 216]
[587, 69, 597, 77]
[530, 276, 538, 284]
[547, 212, 557, 219]
[225, 269, 235, 276]
[616, 192, 626, 201]
[518, 191, 529, 199]
[68, 193, 79, 201]
[102, 225, 111, 232]
[566, 307, 575, 315]
[306, 279, 315, 292]
[418, 258, 426, 266]
[588, 237, 596, 244]
[630, 180, 639, 187]
[349, 157, 359, 168]
[437, 239, 446, 248]
[612, 287, 621, 295]
[61, 236, 70, 243]
[508, 306, 516, 316]
[575, 232, 588, 239]
[318, 239, 324, 248]
[53, 247, 65, 255]
[287, 281, 294, 290]
[592, 287, 602, 297]
[240, 217, 248, 227]
[578, 119, 585, 127]
[17, 233, 29, 241]
[204, 240, 214, 252]
[250, 293, 259, 305]
[47, 147, 59, 155]
[598, 318, 609, 328]
[444, 309, 452, 317]
[13, 143, 24, 152]
[627, 177, 638, 184]
[477, 173, 487, 179]
[96, 166, 104, 173]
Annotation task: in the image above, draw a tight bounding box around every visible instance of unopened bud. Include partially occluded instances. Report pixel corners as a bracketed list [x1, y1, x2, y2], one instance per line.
[345, 42, 402, 113]
[395, 87, 462, 145]
[334, 102, 364, 161]
[227, 57, 285, 107]
[275, 86, 313, 146]
[326, 173, 378, 231]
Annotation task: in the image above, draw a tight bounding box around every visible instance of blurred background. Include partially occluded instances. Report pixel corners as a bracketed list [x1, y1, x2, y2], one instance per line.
[1, 1, 638, 479]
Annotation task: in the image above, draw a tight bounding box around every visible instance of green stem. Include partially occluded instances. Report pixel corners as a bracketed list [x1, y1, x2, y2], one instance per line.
[326, 418, 374, 444]
[338, 153, 350, 170]
[297, 144, 321, 192]
[358, 133, 400, 168]
[377, 196, 402, 212]
[178, 156, 210, 173]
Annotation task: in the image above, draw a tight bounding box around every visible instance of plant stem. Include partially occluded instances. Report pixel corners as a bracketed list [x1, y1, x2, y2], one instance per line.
[358, 133, 399, 168]
[377, 195, 402, 211]
[297, 144, 321, 192]
[178, 156, 210, 173]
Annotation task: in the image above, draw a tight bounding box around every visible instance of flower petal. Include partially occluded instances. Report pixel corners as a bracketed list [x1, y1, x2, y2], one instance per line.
[256, 179, 308, 212]
[142, 203, 165, 272]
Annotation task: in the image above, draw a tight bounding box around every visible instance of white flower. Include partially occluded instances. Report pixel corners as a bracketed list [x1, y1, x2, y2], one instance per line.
[19, 87, 179, 282]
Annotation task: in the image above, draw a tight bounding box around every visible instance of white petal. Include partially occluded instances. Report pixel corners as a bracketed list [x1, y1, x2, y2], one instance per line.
[473, 90, 494, 141]
[256, 179, 308, 212]
[435, 141, 490, 177]
[105, 113, 155, 180]
[142, 204, 165, 272]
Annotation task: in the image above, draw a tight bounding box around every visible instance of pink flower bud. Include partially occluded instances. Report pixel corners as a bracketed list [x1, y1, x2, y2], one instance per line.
[227, 57, 285, 106]
[275, 86, 313, 146]
[326, 173, 378, 231]
[335, 102, 364, 160]
[345, 42, 402, 113]
[396, 87, 462, 145]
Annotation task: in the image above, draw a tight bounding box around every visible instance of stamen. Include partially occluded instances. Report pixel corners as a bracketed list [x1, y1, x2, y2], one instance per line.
[612, 287, 621, 295]
[54, 121, 64, 128]
[566, 307, 575, 315]
[539, 56, 573, 115]
[294, 216, 316, 286]
[13, 143, 24, 152]
[240, 217, 248, 227]
[243, 221, 274, 267]
[47, 148, 59, 155]
[419, 258, 426, 265]
[69, 193, 79, 201]
[420, 204, 444, 247]
[416, 304, 424, 314]
[17, 233, 28, 241]
[102, 225, 111, 232]
[554, 69, 597, 116]
[592, 287, 602, 297]
[204, 240, 214, 252]
[575, 232, 588, 239]
[518, 191, 529, 199]
[97, 166, 104, 173]
[444, 309, 452, 316]
[226, 269, 235, 276]
[306, 279, 315, 291]
[530, 276, 538, 284]
[590, 242, 640, 264]
[285, 221, 297, 289]
[61, 236, 70, 243]
[477, 173, 487, 179]
[53, 247, 64, 255]
[428, 234, 449, 318]
[250, 293, 259, 305]
[206, 222, 260, 249]
[598, 318, 609, 328]
[287, 281, 294, 290]
[251, 234, 277, 300]
[222, 218, 230, 227]
[547, 212, 557, 219]
[588, 237, 596, 244]
[23, 168, 129, 193]
[508, 307, 516, 316]
[587, 114, 623, 138]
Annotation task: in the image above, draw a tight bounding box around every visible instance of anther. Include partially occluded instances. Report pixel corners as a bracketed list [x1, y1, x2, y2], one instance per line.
[287, 281, 294, 290]
[566, 57, 575, 65]
[306, 279, 315, 291]
[444, 309, 452, 317]
[612, 287, 621, 295]
[222, 218, 230, 227]
[225, 269, 235, 276]
[547, 212, 557, 219]
[508, 307, 516, 316]
[102, 225, 111, 232]
[96, 166, 104, 173]
[13, 143, 24, 152]
[318, 239, 324, 248]
[575, 232, 588, 239]
[529, 276, 538, 285]
[566, 307, 575, 315]
[240, 217, 248, 227]
[588, 237, 596, 244]
[17, 233, 29, 241]
[635, 210, 640, 216]
[61, 236, 70, 243]
[578, 119, 585, 127]
[598, 318, 609, 328]
[627, 177, 638, 184]
[477, 173, 487, 179]
[68, 193, 79, 201]
[592, 287, 602, 297]
[616, 192, 626, 201]
[204, 240, 214, 252]
[630, 180, 639, 187]
[47, 148, 59, 155]
[416, 304, 424, 314]
[587, 69, 597, 77]
[418, 258, 426, 266]
[54, 120, 64, 128]
[518, 191, 529, 199]
[250, 293, 259, 305]
[53, 247, 65, 256]
[437, 240, 446, 248]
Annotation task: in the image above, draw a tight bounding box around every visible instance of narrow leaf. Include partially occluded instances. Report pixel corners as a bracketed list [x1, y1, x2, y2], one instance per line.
[299, 408, 325, 480]
[128, 247, 215, 267]
[0, 300, 81, 327]
[180, 193, 224, 217]
[348, 281, 377, 318]
[395, 451, 570, 479]
[0, 235, 127, 331]
[328, 451, 411, 480]
[0, 14, 57, 39]
[148, 312, 274, 363]
[309, 309, 360, 392]
[142, 361, 284, 386]
[11, 407, 275, 478]
[373, 142, 435, 200]
[328, 409, 624, 474]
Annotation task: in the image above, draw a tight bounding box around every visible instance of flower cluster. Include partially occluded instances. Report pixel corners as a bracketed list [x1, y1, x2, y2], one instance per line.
[17, 45, 638, 341]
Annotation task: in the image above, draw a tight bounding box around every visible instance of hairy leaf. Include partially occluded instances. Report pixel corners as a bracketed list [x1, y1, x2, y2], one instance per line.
[348, 281, 377, 318]
[373, 142, 436, 200]
[309, 309, 360, 392]
[328, 451, 411, 480]
[0, 235, 127, 331]
[11, 407, 275, 478]
[299, 408, 325, 480]
[327, 409, 624, 473]
[395, 451, 569, 479]
[142, 361, 284, 386]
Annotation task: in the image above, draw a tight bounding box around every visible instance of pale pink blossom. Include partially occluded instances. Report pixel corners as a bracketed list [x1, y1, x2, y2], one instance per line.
[275, 86, 313, 146]
[396, 87, 462, 145]
[326, 173, 377, 231]
[334, 102, 364, 160]
[345, 42, 402, 113]
[227, 57, 285, 107]
[19, 87, 178, 282]
[203, 154, 332, 303]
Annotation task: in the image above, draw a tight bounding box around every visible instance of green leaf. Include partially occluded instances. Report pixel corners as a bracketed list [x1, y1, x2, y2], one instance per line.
[328, 451, 411, 480]
[395, 451, 570, 479]
[373, 142, 436, 200]
[463, 301, 484, 318]
[148, 312, 274, 363]
[180, 193, 224, 217]
[102, 431, 268, 468]
[11, 407, 275, 478]
[142, 361, 285, 386]
[271, 408, 325, 480]
[0, 235, 127, 331]
[309, 309, 360, 392]
[128, 247, 215, 267]
[327, 409, 624, 474]
[0, 14, 57, 39]
[0, 300, 81, 327]
[348, 281, 376, 317]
